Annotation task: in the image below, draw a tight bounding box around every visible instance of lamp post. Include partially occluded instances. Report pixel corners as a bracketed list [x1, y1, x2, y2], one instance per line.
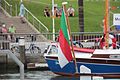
[52, 0, 55, 41]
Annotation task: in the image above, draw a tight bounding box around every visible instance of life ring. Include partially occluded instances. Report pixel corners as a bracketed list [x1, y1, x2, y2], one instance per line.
[100, 34, 116, 49]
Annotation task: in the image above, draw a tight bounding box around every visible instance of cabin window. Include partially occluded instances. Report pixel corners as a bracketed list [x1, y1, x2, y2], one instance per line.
[48, 45, 58, 54]
[109, 55, 120, 59]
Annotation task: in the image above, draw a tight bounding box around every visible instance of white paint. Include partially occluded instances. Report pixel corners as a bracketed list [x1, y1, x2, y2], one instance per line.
[80, 65, 91, 73]
[75, 52, 92, 58]
[35, 63, 48, 67]
[80, 65, 92, 80]
[58, 44, 69, 68]
[93, 49, 120, 54]
[93, 76, 103, 80]
[80, 76, 92, 80]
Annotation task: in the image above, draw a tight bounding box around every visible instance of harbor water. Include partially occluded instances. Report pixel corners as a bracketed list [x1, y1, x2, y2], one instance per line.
[0, 70, 120, 80]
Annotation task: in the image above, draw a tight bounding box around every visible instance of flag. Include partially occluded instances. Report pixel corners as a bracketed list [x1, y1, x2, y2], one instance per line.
[58, 9, 73, 68]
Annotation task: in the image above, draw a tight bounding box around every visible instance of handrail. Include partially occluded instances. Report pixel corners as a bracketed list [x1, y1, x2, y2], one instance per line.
[24, 7, 49, 32]
[0, 32, 103, 35]
[2, 0, 12, 16]
[0, 50, 24, 80]
[4, 0, 12, 7]
[2, 0, 49, 33]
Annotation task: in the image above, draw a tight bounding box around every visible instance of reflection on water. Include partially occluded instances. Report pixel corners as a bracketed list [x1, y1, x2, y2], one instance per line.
[0, 70, 56, 80]
[50, 76, 120, 80]
[0, 70, 120, 80]
[25, 71, 56, 80]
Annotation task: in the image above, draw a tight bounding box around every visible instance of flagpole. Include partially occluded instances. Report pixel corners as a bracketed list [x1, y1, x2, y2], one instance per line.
[104, 0, 109, 49]
[52, 0, 55, 41]
[62, 2, 78, 73]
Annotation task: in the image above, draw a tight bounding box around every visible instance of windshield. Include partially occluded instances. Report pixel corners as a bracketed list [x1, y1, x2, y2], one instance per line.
[48, 45, 58, 54]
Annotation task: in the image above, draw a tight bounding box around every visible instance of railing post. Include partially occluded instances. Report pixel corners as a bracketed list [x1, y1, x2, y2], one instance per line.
[38, 23, 41, 32]
[10, 5, 12, 16]
[0, 0, 1, 7]
[26, 11, 28, 20]
[33, 17, 34, 26]
[15, 4, 18, 16]
[5, 1, 6, 11]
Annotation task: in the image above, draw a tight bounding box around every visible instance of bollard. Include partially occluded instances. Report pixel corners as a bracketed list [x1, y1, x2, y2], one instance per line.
[19, 37, 27, 69]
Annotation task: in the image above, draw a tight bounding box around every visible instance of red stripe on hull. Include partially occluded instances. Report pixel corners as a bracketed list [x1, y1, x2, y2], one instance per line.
[73, 46, 95, 53]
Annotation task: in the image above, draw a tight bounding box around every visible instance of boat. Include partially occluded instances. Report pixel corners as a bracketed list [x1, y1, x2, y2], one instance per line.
[44, 1, 120, 78]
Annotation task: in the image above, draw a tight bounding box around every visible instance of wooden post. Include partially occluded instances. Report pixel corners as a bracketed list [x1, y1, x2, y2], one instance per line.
[78, 0, 84, 32]
[104, 0, 109, 49]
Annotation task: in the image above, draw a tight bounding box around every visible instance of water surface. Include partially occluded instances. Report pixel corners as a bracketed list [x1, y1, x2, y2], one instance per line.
[0, 70, 120, 80]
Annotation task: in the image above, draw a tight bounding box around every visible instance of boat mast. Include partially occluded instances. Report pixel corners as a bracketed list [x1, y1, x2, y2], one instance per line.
[104, 0, 110, 49]
[62, 2, 78, 73]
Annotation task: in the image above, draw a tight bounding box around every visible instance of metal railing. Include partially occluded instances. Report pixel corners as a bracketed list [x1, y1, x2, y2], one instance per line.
[1, 0, 12, 16]
[24, 7, 49, 33]
[1, 0, 49, 33]
[0, 32, 120, 49]
[0, 32, 114, 42]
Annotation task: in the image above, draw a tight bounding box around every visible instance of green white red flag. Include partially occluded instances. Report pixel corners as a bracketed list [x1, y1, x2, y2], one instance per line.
[58, 9, 73, 68]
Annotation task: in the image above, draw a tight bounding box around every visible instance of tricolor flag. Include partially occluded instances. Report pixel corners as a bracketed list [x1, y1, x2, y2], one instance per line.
[58, 9, 73, 68]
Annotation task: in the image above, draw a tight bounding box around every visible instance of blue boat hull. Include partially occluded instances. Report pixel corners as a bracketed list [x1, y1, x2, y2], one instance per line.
[45, 58, 120, 76]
